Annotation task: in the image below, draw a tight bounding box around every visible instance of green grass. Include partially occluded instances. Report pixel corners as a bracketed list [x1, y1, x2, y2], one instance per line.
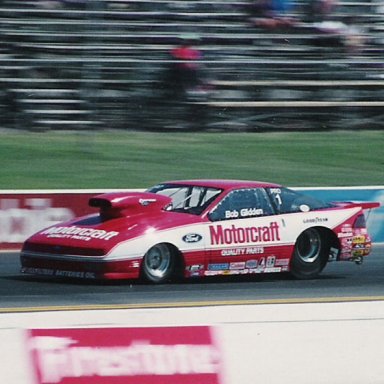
[1, 130, 383, 189]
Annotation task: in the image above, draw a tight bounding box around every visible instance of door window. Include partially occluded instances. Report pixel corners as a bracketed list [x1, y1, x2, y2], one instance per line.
[209, 188, 274, 221]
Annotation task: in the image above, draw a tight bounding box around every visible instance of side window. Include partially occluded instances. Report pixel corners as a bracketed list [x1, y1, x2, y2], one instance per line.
[268, 187, 292, 213]
[267, 187, 330, 213]
[209, 188, 274, 221]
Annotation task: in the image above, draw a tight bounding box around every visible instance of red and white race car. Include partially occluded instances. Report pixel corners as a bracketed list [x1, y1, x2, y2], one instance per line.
[20, 180, 379, 283]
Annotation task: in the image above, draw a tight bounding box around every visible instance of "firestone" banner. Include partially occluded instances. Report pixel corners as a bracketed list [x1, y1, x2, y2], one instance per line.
[27, 326, 224, 384]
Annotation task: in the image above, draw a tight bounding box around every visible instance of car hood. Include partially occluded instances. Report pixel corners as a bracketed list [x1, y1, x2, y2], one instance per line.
[22, 191, 203, 256]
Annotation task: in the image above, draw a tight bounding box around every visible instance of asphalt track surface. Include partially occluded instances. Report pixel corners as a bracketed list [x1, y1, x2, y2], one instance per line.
[0, 246, 383, 312]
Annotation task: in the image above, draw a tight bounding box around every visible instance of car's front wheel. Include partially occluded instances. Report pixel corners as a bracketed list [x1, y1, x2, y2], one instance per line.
[141, 243, 179, 283]
[290, 228, 328, 279]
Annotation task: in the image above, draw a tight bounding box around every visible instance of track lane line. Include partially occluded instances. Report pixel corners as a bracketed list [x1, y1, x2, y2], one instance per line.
[1, 295, 384, 313]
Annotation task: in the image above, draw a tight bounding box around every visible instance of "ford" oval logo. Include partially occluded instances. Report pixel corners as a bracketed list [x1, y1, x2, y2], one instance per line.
[182, 233, 203, 243]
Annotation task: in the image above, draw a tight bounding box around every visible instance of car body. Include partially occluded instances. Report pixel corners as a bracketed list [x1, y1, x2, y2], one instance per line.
[20, 180, 380, 283]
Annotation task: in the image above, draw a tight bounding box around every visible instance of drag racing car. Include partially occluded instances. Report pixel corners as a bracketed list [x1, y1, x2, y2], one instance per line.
[20, 180, 379, 283]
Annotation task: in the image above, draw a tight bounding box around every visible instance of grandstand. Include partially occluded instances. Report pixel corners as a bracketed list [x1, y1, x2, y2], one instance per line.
[0, 0, 383, 131]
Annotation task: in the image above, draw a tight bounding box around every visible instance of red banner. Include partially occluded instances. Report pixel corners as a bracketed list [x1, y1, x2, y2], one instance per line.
[0, 192, 97, 250]
[27, 326, 223, 384]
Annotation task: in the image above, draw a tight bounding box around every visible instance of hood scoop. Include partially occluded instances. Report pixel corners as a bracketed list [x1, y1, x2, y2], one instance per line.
[89, 192, 172, 220]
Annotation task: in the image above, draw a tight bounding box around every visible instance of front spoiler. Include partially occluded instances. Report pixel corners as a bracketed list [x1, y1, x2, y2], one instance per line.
[20, 254, 142, 280]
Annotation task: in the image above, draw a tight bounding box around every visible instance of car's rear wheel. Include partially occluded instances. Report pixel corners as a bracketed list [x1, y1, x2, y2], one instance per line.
[290, 228, 328, 279]
[142, 243, 178, 283]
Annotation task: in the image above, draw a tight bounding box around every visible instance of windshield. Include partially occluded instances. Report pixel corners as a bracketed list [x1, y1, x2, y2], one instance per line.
[147, 184, 222, 215]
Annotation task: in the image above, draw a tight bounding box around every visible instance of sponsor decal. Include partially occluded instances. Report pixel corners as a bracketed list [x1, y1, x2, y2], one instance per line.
[208, 263, 229, 271]
[21, 267, 97, 279]
[21, 267, 55, 276]
[245, 260, 258, 269]
[203, 262, 284, 276]
[303, 217, 328, 224]
[41, 226, 119, 241]
[221, 246, 264, 257]
[55, 270, 96, 279]
[221, 248, 244, 256]
[246, 246, 264, 255]
[338, 232, 353, 238]
[341, 224, 352, 232]
[27, 326, 222, 384]
[248, 268, 263, 274]
[275, 258, 290, 267]
[258, 257, 266, 269]
[225, 208, 263, 219]
[188, 264, 204, 272]
[266, 256, 276, 268]
[355, 228, 368, 235]
[182, 233, 203, 243]
[139, 198, 156, 206]
[205, 270, 246, 276]
[229, 262, 246, 270]
[205, 271, 220, 276]
[240, 208, 263, 217]
[352, 235, 366, 244]
[225, 210, 239, 219]
[209, 222, 280, 246]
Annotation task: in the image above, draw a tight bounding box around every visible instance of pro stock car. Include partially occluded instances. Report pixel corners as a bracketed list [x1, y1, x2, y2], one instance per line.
[20, 180, 380, 283]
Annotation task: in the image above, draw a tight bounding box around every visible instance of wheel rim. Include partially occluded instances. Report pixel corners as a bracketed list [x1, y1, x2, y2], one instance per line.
[296, 229, 321, 263]
[144, 244, 172, 279]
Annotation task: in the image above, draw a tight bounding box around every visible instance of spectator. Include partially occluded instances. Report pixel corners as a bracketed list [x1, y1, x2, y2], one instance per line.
[305, 1, 366, 53]
[163, 34, 204, 99]
[248, 0, 297, 30]
[305, 0, 339, 23]
[156, 34, 210, 129]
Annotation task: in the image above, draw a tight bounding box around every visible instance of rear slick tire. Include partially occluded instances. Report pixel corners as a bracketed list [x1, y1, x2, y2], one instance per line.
[290, 228, 328, 280]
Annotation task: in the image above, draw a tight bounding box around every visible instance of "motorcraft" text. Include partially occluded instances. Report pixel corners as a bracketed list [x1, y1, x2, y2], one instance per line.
[41, 226, 119, 240]
[209, 222, 280, 245]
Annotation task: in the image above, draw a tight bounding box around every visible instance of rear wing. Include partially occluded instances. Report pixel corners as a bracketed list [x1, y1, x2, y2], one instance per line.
[332, 201, 380, 210]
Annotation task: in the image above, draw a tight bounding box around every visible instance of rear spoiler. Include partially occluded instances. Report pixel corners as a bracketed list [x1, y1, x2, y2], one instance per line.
[332, 201, 380, 210]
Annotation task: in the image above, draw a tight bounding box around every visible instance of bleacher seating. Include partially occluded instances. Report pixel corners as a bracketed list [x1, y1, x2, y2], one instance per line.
[0, 0, 383, 131]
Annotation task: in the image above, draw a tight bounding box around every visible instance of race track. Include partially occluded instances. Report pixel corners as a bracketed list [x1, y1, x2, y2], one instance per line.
[0, 246, 383, 312]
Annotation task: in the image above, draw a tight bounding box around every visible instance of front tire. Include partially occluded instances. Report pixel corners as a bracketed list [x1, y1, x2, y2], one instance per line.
[290, 228, 328, 279]
[142, 243, 178, 283]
